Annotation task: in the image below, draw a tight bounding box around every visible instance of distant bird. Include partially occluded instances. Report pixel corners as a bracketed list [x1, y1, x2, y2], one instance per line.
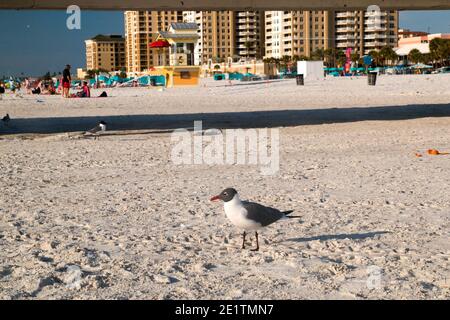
[2, 114, 10, 126]
[210, 188, 299, 251]
[84, 121, 106, 139]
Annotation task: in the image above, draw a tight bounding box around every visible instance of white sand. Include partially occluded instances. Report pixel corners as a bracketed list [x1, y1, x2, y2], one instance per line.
[0, 74, 449, 299]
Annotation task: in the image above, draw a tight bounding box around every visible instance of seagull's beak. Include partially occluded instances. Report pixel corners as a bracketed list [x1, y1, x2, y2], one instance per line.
[210, 195, 220, 202]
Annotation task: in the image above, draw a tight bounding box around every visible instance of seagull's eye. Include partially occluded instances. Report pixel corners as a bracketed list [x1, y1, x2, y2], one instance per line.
[223, 192, 227, 196]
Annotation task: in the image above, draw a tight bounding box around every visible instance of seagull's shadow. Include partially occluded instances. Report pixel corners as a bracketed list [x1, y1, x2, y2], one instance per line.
[286, 231, 390, 243]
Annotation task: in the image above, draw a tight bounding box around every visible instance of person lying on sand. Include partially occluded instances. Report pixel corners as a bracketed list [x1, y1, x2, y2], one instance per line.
[31, 81, 41, 95]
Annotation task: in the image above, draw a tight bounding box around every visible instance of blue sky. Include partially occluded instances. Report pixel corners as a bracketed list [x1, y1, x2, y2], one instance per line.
[0, 10, 449, 77]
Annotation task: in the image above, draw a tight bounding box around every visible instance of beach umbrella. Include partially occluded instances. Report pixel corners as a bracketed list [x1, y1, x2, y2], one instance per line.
[98, 75, 109, 82]
[149, 40, 170, 48]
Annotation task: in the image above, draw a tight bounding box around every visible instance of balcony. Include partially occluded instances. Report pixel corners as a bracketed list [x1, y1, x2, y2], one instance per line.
[336, 19, 355, 25]
[365, 41, 386, 47]
[238, 12, 256, 17]
[238, 18, 256, 24]
[239, 50, 257, 55]
[239, 30, 258, 36]
[369, 34, 388, 39]
[336, 12, 357, 18]
[336, 41, 355, 47]
[364, 18, 386, 25]
[366, 26, 386, 32]
[336, 27, 355, 32]
[336, 35, 356, 40]
[365, 11, 387, 17]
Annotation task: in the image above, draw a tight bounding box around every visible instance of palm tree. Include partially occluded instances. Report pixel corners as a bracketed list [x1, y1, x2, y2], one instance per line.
[336, 50, 346, 67]
[324, 48, 332, 66]
[408, 49, 423, 65]
[350, 53, 360, 66]
[311, 48, 325, 61]
[325, 50, 346, 68]
[379, 46, 398, 66]
[281, 55, 292, 72]
[244, 40, 253, 60]
[368, 50, 380, 66]
[420, 53, 432, 65]
[429, 38, 450, 67]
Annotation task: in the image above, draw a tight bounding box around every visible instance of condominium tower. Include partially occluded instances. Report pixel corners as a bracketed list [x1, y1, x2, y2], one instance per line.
[184, 11, 236, 65]
[85, 34, 126, 72]
[264, 11, 335, 59]
[334, 10, 399, 55]
[236, 11, 265, 60]
[124, 11, 183, 73]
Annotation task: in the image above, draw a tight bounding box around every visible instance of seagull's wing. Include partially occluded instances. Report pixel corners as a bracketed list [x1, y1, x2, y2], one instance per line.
[86, 125, 101, 134]
[242, 201, 284, 227]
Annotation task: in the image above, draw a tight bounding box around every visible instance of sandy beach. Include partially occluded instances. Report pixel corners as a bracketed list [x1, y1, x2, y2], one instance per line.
[0, 74, 449, 299]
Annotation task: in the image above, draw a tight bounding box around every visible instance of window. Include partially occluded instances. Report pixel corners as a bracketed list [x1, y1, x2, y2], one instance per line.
[180, 71, 191, 79]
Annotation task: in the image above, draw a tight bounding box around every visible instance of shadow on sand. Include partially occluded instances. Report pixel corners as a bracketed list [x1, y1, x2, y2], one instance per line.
[1, 103, 450, 135]
[286, 231, 390, 243]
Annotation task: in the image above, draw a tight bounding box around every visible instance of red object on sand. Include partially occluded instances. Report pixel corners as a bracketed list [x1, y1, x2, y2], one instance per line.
[149, 40, 170, 48]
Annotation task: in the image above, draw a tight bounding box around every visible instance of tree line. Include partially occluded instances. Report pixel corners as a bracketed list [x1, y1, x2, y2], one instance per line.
[263, 38, 450, 68]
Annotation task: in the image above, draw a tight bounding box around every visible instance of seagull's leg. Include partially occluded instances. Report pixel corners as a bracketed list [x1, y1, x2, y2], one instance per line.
[241, 231, 246, 249]
[251, 231, 259, 251]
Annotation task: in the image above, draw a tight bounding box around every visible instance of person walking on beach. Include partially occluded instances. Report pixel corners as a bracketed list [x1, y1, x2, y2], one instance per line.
[62, 64, 71, 98]
[0, 82, 5, 100]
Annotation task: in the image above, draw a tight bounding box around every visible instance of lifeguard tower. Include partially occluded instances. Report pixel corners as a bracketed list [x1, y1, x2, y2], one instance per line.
[148, 23, 200, 88]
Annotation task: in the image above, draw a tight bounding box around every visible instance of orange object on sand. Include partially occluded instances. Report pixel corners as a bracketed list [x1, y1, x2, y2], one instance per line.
[427, 149, 449, 155]
[415, 153, 422, 157]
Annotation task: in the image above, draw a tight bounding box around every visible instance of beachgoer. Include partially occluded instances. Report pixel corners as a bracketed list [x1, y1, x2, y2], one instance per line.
[25, 78, 32, 94]
[9, 77, 16, 93]
[48, 81, 56, 95]
[0, 83, 4, 100]
[32, 86, 41, 95]
[62, 64, 71, 98]
[77, 81, 90, 98]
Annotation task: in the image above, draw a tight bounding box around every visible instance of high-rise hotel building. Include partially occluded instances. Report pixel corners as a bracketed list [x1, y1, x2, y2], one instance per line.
[183, 11, 236, 65]
[85, 35, 126, 72]
[264, 10, 398, 59]
[236, 11, 265, 60]
[334, 10, 399, 55]
[124, 11, 183, 73]
[122, 10, 399, 72]
[264, 11, 335, 59]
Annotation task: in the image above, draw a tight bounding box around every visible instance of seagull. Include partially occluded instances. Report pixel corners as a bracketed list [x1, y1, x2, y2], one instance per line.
[210, 188, 299, 251]
[2, 114, 10, 126]
[84, 121, 106, 139]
